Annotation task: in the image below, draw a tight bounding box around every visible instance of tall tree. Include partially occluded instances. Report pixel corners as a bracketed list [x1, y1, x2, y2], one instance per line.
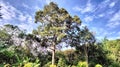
[65, 23, 95, 67]
[34, 2, 81, 65]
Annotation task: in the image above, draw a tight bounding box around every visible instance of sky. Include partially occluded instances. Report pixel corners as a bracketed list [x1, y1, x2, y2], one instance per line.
[0, 0, 120, 40]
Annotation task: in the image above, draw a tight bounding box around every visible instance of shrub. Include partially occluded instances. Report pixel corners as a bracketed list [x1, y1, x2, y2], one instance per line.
[77, 61, 87, 67]
[50, 64, 56, 67]
[4, 64, 11, 67]
[43, 62, 51, 67]
[23, 57, 40, 67]
[24, 62, 33, 67]
[57, 58, 66, 67]
[24, 62, 40, 67]
[95, 64, 102, 67]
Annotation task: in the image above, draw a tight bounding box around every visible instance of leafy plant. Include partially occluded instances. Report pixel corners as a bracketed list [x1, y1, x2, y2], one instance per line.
[77, 61, 87, 67]
[4, 64, 11, 67]
[57, 58, 66, 67]
[50, 64, 56, 67]
[95, 64, 102, 67]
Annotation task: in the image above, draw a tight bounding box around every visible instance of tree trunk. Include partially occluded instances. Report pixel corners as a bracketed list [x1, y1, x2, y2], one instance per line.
[84, 44, 88, 67]
[52, 42, 55, 65]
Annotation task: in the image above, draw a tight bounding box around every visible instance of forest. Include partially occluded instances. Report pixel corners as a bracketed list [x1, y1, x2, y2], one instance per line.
[0, 2, 120, 67]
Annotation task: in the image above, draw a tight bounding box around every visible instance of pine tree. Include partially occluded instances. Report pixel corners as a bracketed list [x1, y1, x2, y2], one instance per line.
[34, 2, 81, 65]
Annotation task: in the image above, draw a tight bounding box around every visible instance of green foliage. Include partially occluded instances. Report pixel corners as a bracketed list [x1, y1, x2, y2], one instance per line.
[4, 24, 18, 30]
[34, 2, 81, 44]
[73, 15, 81, 23]
[43, 62, 52, 67]
[4, 64, 11, 67]
[101, 39, 120, 66]
[77, 61, 87, 67]
[95, 64, 102, 67]
[57, 33, 66, 41]
[0, 41, 17, 64]
[22, 58, 40, 67]
[0, 30, 10, 40]
[23, 59, 40, 67]
[0, 45, 15, 57]
[50, 64, 56, 67]
[108, 62, 120, 67]
[34, 2, 82, 65]
[18, 32, 26, 38]
[24, 62, 33, 67]
[57, 58, 66, 67]
[71, 65, 76, 67]
[32, 29, 38, 35]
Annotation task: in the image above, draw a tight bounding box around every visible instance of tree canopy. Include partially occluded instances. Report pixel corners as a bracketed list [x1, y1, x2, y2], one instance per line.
[34, 2, 82, 65]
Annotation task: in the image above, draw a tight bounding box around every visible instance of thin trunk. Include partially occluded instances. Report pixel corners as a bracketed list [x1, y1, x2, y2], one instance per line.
[84, 44, 88, 67]
[52, 42, 55, 65]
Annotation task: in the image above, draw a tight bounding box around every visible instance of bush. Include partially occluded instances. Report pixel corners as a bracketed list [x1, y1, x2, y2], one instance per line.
[77, 61, 87, 67]
[57, 58, 66, 67]
[108, 63, 120, 67]
[23, 57, 40, 67]
[43, 62, 51, 67]
[50, 64, 57, 67]
[95, 64, 102, 67]
[71, 65, 76, 67]
[4, 64, 11, 67]
[23, 62, 40, 67]
[24, 62, 33, 67]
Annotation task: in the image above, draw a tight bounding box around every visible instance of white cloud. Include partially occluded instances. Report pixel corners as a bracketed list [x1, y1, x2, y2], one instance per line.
[82, 3, 94, 13]
[106, 10, 120, 28]
[73, 6, 82, 11]
[27, 15, 33, 23]
[18, 14, 27, 22]
[91, 27, 106, 40]
[92, 0, 110, 13]
[45, 0, 51, 4]
[84, 16, 93, 22]
[90, 27, 116, 39]
[18, 23, 28, 30]
[18, 14, 39, 33]
[0, 1, 38, 33]
[0, 1, 16, 20]
[34, 6, 42, 10]
[109, 2, 115, 8]
[106, 22, 120, 28]
[109, 11, 120, 22]
[96, 10, 114, 19]
[0, 1, 24, 24]
[98, 13, 105, 17]
[73, 0, 94, 14]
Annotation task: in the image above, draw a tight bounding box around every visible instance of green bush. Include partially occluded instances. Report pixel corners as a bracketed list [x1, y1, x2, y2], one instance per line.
[50, 64, 56, 67]
[4, 64, 11, 67]
[57, 58, 66, 67]
[95, 64, 102, 67]
[108, 63, 120, 67]
[43, 62, 51, 67]
[77, 61, 87, 67]
[24, 62, 40, 67]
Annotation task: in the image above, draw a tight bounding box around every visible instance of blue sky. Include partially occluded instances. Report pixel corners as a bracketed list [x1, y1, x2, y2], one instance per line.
[0, 0, 120, 40]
